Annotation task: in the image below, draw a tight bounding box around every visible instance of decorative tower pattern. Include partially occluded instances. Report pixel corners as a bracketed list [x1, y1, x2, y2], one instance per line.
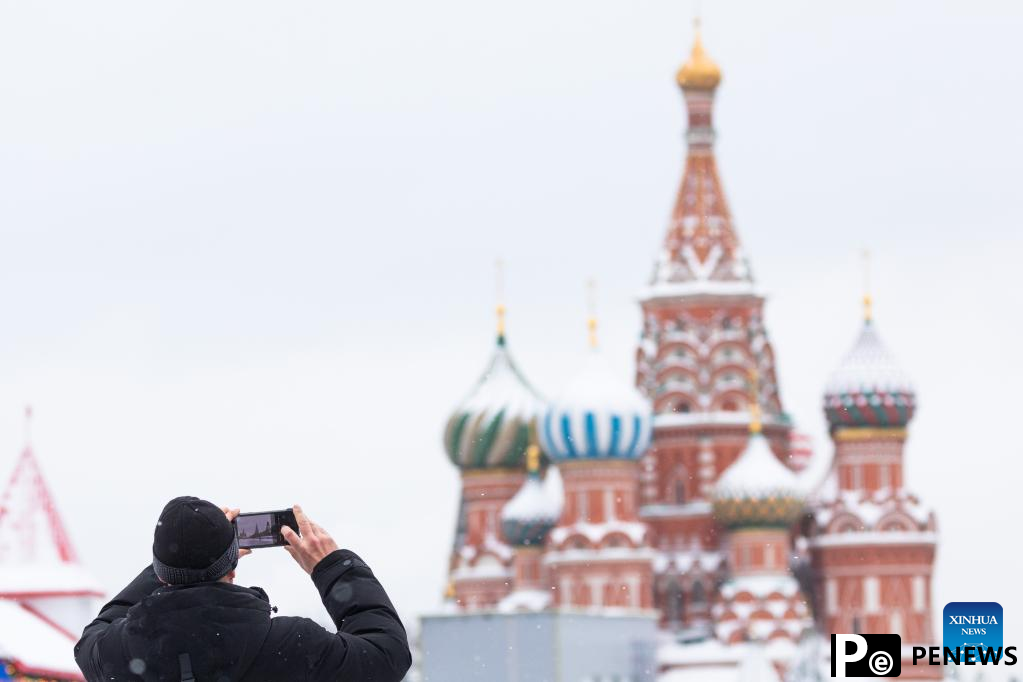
[0, 408, 103, 679]
[541, 314, 655, 611]
[807, 298, 940, 679]
[434, 25, 943, 682]
[710, 377, 811, 645]
[443, 304, 542, 610]
[634, 24, 794, 629]
[499, 445, 561, 611]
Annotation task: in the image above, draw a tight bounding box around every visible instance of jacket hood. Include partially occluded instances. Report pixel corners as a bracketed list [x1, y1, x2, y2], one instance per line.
[115, 582, 272, 680]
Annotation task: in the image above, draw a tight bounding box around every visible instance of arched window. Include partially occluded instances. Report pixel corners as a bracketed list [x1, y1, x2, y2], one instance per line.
[666, 580, 685, 625]
[691, 581, 707, 606]
[673, 401, 691, 414]
[674, 480, 686, 504]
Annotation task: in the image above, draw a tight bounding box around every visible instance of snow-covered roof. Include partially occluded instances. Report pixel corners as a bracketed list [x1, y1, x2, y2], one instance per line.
[444, 337, 544, 470]
[811, 487, 934, 533]
[496, 588, 551, 613]
[652, 548, 724, 574]
[0, 562, 103, 597]
[713, 432, 802, 514]
[548, 519, 648, 547]
[501, 468, 562, 547]
[719, 574, 801, 601]
[712, 432, 806, 528]
[640, 278, 759, 301]
[659, 642, 784, 682]
[540, 350, 652, 461]
[501, 471, 562, 524]
[825, 320, 914, 397]
[653, 410, 788, 430]
[658, 637, 744, 667]
[660, 664, 742, 682]
[0, 599, 82, 679]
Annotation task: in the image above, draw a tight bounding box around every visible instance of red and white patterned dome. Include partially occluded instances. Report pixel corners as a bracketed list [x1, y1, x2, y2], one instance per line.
[824, 319, 915, 429]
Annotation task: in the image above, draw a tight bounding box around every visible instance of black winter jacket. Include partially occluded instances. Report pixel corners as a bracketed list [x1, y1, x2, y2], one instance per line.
[74, 549, 411, 682]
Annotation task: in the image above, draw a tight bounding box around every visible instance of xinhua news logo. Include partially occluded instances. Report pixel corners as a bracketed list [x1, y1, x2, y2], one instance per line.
[831, 634, 901, 678]
[944, 601, 1003, 658]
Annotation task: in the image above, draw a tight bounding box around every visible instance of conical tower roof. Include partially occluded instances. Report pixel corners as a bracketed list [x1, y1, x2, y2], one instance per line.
[0, 408, 102, 597]
[647, 22, 753, 297]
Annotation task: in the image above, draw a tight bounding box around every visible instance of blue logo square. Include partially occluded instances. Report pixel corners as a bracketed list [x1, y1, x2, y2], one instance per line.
[943, 602, 1003, 661]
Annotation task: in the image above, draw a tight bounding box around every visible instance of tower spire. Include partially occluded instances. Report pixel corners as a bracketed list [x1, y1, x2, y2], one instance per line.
[23, 404, 33, 448]
[495, 258, 507, 344]
[676, 17, 721, 91]
[586, 279, 598, 349]
[861, 249, 873, 322]
[748, 368, 762, 434]
[526, 444, 541, 476]
[648, 22, 750, 291]
[0, 408, 79, 564]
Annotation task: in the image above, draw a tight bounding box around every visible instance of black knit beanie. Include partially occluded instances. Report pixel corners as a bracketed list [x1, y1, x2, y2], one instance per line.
[152, 496, 239, 585]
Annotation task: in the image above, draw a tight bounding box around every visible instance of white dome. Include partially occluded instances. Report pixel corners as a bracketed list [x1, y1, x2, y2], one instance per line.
[540, 351, 652, 461]
[823, 320, 916, 429]
[501, 469, 563, 547]
[714, 434, 800, 503]
[825, 321, 914, 397]
[713, 432, 804, 528]
[502, 471, 562, 524]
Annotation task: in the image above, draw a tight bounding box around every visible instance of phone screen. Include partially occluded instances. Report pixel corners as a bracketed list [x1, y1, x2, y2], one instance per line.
[235, 509, 299, 549]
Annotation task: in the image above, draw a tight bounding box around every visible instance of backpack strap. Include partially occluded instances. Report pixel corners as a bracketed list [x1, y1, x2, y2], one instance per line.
[179, 653, 195, 682]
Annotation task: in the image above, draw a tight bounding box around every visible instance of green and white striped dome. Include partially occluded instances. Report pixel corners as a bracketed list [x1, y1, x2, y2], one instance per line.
[444, 336, 543, 471]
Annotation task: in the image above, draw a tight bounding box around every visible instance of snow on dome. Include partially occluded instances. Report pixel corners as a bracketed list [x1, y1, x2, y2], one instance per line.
[501, 467, 562, 548]
[444, 337, 543, 470]
[540, 351, 652, 461]
[824, 320, 916, 428]
[713, 432, 804, 529]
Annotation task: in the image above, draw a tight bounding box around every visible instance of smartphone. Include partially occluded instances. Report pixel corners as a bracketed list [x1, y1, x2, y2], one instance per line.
[234, 509, 300, 549]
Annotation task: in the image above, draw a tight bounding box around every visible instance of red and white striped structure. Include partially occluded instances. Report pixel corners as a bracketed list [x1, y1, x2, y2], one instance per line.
[0, 408, 102, 681]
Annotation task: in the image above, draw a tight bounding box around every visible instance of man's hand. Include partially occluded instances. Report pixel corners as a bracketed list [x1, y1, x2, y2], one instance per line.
[221, 506, 252, 558]
[281, 504, 339, 574]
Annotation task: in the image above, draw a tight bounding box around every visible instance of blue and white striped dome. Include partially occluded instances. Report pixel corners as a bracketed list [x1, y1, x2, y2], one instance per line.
[540, 352, 653, 461]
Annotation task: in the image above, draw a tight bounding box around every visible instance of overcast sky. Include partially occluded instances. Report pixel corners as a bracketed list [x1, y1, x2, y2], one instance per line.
[1, 0, 1021, 646]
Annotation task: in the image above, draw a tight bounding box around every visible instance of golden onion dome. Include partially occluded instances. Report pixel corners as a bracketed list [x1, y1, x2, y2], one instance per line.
[676, 23, 722, 90]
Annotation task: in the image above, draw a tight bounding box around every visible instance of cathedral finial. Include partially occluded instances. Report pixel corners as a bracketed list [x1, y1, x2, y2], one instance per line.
[526, 444, 541, 475]
[748, 369, 762, 435]
[677, 16, 721, 90]
[861, 249, 873, 323]
[23, 404, 33, 448]
[495, 259, 507, 344]
[586, 279, 598, 350]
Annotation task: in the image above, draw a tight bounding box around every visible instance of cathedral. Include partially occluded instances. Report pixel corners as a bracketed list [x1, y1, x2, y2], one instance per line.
[438, 26, 940, 681]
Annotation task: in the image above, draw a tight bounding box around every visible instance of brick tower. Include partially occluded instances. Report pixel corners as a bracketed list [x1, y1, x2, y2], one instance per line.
[711, 384, 812, 645]
[443, 305, 542, 610]
[542, 317, 655, 610]
[634, 23, 793, 629]
[807, 297, 940, 679]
